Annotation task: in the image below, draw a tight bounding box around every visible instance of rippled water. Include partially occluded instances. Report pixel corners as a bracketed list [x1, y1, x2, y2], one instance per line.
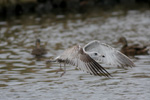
[0, 10, 150, 100]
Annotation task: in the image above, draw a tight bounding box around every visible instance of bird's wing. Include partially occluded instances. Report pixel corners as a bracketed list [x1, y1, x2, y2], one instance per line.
[83, 40, 135, 68]
[57, 45, 111, 77]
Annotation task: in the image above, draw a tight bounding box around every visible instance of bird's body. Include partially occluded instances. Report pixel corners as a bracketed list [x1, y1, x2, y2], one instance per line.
[118, 37, 148, 56]
[52, 40, 135, 77]
[32, 47, 47, 56]
[32, 39, 47, 57]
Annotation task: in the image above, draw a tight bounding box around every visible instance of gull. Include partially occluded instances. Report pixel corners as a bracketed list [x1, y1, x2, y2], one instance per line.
[52, 45, 111, 77]
[52, 40, 135, 77]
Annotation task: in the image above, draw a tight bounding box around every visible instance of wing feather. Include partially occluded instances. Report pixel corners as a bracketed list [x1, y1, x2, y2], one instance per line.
[83, 40, 135, 68]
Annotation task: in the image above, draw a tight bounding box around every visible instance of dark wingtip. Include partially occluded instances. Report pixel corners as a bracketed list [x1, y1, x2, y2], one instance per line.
[98, 73, 112, 78]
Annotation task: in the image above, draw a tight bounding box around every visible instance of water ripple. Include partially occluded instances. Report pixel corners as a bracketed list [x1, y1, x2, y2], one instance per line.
[0, 10, 150, 100]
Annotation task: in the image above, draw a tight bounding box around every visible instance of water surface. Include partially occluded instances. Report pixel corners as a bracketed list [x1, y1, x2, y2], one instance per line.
[0, 10, 150, 100]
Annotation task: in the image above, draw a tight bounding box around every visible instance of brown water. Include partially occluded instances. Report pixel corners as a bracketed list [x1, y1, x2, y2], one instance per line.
[0, 10, 150, 100]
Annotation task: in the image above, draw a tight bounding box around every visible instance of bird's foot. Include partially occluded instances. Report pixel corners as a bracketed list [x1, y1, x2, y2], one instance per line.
[56, 68, 64, 74]
[60, 71, 66, 77]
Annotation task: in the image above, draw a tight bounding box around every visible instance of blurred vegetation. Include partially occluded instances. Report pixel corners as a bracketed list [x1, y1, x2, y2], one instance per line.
[0, 0, 150, 19]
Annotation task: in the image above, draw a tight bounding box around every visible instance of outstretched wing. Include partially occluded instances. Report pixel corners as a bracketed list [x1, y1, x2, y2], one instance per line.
[83, 40, 135, 68]
[56, 45, 111, 77]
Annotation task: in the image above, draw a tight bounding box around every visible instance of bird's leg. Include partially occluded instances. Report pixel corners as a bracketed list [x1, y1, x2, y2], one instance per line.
[60, 63, 62, 69]
[56, 63, 63, 74]
[60, 63, 66, 77]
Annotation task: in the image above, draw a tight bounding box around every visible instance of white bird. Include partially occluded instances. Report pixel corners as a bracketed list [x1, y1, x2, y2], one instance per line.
[83, 40, 135, 68]
[52, 40, 135, 77]
[53, 45, 111, 77]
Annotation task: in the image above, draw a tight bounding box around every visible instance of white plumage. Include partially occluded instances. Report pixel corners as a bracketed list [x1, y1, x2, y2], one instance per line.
[83, 40, 135, 68]
[53, 40, 135, 77]
[54, 45, 111, 77]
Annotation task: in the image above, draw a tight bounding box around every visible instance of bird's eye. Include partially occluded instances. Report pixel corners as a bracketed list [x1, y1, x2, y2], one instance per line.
[102, 55, 105, 57]
[94, 53, 98, 55]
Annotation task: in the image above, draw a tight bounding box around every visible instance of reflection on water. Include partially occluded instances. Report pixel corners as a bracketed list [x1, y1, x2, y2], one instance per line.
[0, 10, 150, 100]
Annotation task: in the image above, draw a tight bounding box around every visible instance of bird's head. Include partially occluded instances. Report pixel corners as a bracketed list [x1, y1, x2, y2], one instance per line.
[118, 37, 127, 45]
[87, 52, 105, 60]
[36, 39, 41, 48]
